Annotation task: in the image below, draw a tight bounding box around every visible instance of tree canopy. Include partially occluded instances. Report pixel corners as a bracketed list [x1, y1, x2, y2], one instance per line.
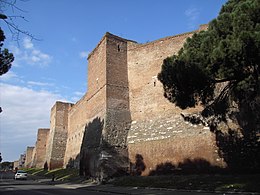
[158, 0, 260, 118]
[0, 27, 14, 76]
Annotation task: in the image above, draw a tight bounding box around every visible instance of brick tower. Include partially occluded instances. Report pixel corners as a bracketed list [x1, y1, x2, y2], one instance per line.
[79, 33, 133, 179]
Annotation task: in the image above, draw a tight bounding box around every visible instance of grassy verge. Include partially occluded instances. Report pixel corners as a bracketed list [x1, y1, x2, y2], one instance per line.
[22, 168, 260, 193]
[23, 168, 80, 181]
[111, 174, 260, 193]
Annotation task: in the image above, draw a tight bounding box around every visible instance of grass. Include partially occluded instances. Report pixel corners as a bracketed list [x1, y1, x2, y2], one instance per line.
[23, 168, 79, 181]
[111, 174, 260, 193]
[22, 168, 260, 193]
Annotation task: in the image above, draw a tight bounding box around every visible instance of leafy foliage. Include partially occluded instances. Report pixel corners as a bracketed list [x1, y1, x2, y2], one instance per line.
[158, 0, 260, 114]
[0, 27, 14, 76]
[158, 0, 260, 170]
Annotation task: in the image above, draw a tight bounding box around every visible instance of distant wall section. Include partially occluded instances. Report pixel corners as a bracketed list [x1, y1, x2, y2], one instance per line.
[25, 146, 34, 168]
[46, 101, 73, 170]
[34, 128, 50, 168]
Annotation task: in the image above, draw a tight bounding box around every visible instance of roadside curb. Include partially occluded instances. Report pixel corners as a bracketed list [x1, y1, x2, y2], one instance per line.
[56, 183, 260, 195]
[34, 176, 260, 195]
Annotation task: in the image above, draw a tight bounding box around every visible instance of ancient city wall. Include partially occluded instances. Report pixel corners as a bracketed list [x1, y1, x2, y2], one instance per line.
[100, 34, 133, 176]
[25, 24, 228, 176]
[77, 34, 133, 177]
[65, 34, 133, 177]
[13, 160, 19, 170]
[46, 101, 73, 170]
[30, 145, 36, 167]
[127, 31, 195, 121]
[126, 25, 225, 175]
[64, 35, 108, 169]
[25, 146, 34, 168]
[34, 128, 50, 168]
[103, 33, 131, 146]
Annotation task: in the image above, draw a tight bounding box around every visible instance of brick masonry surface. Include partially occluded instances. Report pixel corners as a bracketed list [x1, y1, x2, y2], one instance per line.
[29, 24, 228, 176]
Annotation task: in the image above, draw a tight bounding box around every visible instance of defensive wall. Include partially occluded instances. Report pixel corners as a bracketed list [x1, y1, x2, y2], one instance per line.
[45, 101, 73, 170]
[27, 24, 226, 176]
[13, 160, 19, 170]
[126, 24, 224, 175]
[64, 32, 132, 177]
[25, 146, 34, 168]
[33, 128, 50, 168]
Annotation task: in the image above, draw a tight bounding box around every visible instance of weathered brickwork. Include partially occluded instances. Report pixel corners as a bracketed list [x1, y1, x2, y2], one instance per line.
[30, 145, 36, 167]
[27, 24, 229, 177]
[128, 116, 225, 175]
[45, 101, 73, 170]
[34, 128, 50, 168]
[25, 146, 34, 168]
[13, 160, 19, 170]
[63, 34, 108, 169]
[125, 25, 225, 175]
[64, 33, 132, 177]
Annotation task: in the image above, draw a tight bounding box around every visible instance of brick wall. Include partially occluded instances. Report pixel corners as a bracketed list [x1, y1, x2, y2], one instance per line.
[63, 25, 224, 177]
[25, 146, 34, 168]
[126, 25, 225, 175]
[46, 101, 73, 170]
[29, 24, 229, 176]
[64, 34, 108, 169]
[31, 145, 36, 167]
[101, 34, 132, 177]
[13, 160, 19, 170]
[34, 128, 50, 168]
[128, 116, 226, 175]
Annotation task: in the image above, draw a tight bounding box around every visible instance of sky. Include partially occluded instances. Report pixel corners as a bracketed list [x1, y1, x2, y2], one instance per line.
[0, 0, 227, 162]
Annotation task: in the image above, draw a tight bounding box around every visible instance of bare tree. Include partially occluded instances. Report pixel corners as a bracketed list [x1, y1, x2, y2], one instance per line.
[0, 0, 38, 42]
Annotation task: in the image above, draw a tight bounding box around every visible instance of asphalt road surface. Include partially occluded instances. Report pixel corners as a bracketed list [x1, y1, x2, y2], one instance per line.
[0, 171, 110, 195]
[1, 171, 250, 195]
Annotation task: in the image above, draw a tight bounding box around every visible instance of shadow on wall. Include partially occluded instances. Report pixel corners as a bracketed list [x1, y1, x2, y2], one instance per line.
[129, 155, 224, 176]
[149, 158, 224, 176]
[79, 117, 104, 178]
[44, 162, 48, 170]
[66, 154, 80, 169]
[98, 140, 130, 179]
[80, 117, 131, 179]
[130, 154, 146, 176]
[182, 99, 260, 173]
[65, 118, 103, 171]
[215, 100, 260, 173]
[64, 117, 131, 180]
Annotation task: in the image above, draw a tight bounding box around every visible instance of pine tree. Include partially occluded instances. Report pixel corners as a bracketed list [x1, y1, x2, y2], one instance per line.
[158, 0, 259, 115]
[0, 27, 14, 76]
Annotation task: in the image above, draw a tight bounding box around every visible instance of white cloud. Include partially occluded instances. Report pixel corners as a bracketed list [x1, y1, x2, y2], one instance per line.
[0, 71, 18, 81]
[74, 91, 85, 96]
[27, 81, 54, 87]
[185, 7, 200, 29]
[79, 51, 89, 59]
[0, 83, 66, 161]
[70, 91, 85, 102]
[9, 38, 52, 68]
[23, 37, 34, 49]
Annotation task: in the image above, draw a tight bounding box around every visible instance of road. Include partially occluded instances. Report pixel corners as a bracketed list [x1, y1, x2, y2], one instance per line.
[1, 171, 252, 195]
[0, 171, 110, 195]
